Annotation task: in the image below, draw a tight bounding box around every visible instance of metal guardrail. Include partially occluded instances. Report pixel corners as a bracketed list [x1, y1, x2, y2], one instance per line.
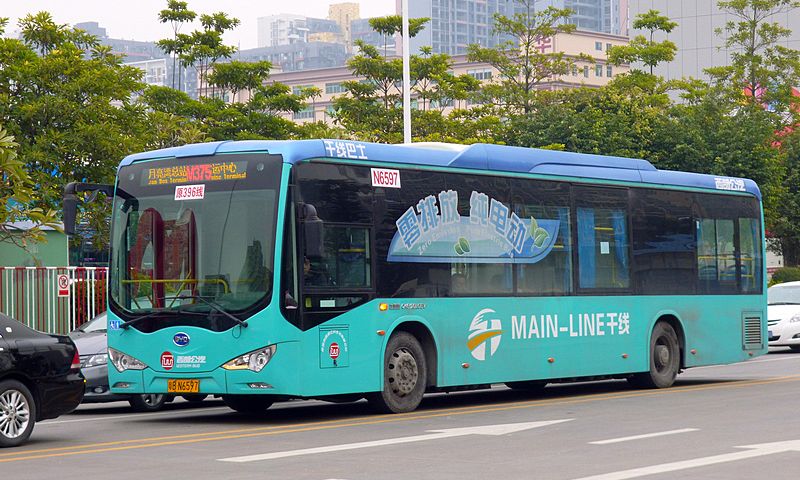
[0, 267, 107, 334]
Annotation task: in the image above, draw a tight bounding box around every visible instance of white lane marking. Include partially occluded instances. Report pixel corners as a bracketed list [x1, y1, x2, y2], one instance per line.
[572, 440, 800, 480]
[39, 406, 230, 425]
[219, 419, 572, 463]
[691, 354, 800, 370]
[590, 428, 699, 445]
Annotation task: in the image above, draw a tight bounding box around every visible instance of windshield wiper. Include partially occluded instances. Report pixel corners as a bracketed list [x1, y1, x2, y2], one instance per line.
[119, 310, 171, 330]
[768, 301, 800, 306]
[176, 294, 248, 328]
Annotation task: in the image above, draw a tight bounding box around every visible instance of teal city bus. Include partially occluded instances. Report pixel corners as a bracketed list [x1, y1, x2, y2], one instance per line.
[63, 140, 767, 414]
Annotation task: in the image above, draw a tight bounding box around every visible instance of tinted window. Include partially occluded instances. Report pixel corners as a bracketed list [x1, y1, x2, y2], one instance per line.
[694, 193, 762, 294]
[632, 189, 695, 294]
[511, 178, 572, 295]
[575, 187, 630, 290]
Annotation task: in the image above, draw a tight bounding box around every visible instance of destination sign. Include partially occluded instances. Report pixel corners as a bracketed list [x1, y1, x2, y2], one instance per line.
[143, 161, 247, 186]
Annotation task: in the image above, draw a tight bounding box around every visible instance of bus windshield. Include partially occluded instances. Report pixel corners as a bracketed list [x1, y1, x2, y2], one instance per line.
[108, 153, 282, 332]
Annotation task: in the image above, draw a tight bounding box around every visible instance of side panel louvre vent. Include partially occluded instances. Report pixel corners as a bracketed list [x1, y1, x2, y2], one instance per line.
[742, 312, 763, 349]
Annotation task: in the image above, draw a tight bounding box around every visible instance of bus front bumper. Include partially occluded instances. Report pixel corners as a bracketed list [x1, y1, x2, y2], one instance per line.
[109, 369, 293, 396]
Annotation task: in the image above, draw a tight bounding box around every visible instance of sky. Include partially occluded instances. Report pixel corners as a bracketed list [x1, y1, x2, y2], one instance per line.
[3, 0, 396, 50]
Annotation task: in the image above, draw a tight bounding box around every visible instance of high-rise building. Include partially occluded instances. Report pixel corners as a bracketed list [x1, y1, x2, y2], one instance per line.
[352, 17, 396, 56]
[405, 0, 627, 56]
[628, 0, 800, 82]
[536, 1, 627, 36]
[257, 14, 343, 48]
[73, 21, 198, 97]
[329, 3, 360, 53]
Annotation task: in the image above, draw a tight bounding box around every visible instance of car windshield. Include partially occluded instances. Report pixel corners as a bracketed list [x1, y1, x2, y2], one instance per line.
[78, 313, 108, 333]
[108, 153, 282, 332]
[767, 285, 800, 305]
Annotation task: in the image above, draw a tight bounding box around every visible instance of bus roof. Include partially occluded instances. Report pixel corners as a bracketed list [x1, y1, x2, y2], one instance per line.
[119, 139, 762, 200]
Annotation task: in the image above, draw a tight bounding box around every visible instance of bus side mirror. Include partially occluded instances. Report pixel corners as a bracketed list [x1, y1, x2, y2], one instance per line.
[301, 204, 324, 258]
[62, 182, 115, 236]
[63, 192, 79, 236]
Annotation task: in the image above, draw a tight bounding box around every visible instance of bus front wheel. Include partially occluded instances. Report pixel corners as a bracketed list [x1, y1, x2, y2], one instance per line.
[629, 322, 680, 389]
[222, 395, 273, 414]
[368, 332, 427, 414]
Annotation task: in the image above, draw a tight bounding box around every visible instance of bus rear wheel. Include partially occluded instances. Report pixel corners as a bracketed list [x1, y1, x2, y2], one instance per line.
[222, 395, 273, 414]
[629, 322, 680, 389]
[368, 332, 427, 414]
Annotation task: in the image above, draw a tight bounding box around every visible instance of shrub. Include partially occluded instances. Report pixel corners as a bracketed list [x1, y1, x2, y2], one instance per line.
[769, 267, 800, 286]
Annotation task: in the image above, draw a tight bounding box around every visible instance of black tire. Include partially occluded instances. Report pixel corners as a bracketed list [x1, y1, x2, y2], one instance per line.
[368, 331, 427, 414]
[222, 395, 273, 414]
[129, 393, 168, 412]
[182, 394, 208, 403]
[629, 322, 681, 389]
[505, 380, 547, 393]
[0, 380, 36, 448]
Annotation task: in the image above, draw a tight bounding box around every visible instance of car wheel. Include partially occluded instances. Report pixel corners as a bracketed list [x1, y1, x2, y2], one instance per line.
[629, 322, 681, 389]
[0, 380, 36, 448]
[367, 332, 427, 414]
[129, 393, 168, 412]
[222, 395, 273, 414]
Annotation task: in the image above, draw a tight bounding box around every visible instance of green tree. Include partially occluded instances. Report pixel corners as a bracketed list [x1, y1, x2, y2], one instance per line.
[710, 0, 800, 111]
[368, 15, 429, 56]
[181, 12, 240, 98]
[467, 1, 580, 114]
[768, 128, 800, 263]
[0, 12, 150, 251]
[0, 126, 60, 258]
[157, 0, 197, 91]
[206, 60, 273, 103]
[608, 9, 678, 75]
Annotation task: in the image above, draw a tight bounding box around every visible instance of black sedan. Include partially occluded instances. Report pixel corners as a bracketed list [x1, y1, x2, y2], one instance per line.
[0, 313, 84, 447]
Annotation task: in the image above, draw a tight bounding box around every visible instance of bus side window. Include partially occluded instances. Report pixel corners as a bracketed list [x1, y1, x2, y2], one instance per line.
[575, 187, 630, 290]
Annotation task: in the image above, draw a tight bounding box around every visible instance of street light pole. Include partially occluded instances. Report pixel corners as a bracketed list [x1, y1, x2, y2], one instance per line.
[402, 0, 411, 144]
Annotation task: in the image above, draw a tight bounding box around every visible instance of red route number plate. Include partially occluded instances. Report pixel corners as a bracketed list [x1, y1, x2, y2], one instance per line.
[167, 379, 200, 393]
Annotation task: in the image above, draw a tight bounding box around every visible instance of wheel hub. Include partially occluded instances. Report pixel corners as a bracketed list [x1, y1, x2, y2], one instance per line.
[655, 344, 670, 369]
[389, 348, 418, 396]
[0, 390, 30, 439]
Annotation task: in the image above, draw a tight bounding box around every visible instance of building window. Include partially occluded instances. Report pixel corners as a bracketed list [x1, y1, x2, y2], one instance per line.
[293, 108, 315, 120]
[325, 82, 346, 94]
[595, 41, 603, 51]
[292, 84, 313, 95]
[572, 65, 578, 76]
[606, 43, 612, 51]
[607, 65, 613, 77]
[596, 64, 603, 77]
[467, 68, 492, 80]
[583, 66, 589, 78]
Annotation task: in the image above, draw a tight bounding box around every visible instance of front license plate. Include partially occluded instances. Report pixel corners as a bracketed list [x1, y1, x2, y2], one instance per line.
[167, 379, 199, 393]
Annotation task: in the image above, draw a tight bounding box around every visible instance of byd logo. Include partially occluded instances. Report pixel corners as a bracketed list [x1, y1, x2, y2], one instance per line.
[466, 309, 503, 361]
[161, 351, 174, 370]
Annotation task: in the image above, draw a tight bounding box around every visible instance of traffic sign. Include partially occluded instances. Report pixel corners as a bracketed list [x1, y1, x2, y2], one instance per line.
[57, 274, 70, 297]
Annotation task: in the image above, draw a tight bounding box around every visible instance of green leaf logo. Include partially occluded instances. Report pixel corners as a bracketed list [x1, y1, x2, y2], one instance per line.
[529, 216, 539, 237]
[454, 237, 470, 255]
[533, 228, 549, 249]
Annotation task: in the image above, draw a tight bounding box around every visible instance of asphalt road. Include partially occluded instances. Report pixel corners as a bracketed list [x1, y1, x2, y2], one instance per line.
[3, 349, 800, 480]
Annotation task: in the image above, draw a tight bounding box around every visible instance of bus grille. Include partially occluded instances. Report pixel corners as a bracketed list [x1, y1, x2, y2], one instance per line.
[742, 313, 763, 349]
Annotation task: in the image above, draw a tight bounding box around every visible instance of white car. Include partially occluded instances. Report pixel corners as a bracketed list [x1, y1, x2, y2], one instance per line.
[768, 281, 800, 351]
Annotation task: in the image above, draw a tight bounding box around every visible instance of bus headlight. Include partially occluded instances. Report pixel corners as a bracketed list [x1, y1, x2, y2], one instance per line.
[222, 345, 277, 373]
[108, 347, 148, 372]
